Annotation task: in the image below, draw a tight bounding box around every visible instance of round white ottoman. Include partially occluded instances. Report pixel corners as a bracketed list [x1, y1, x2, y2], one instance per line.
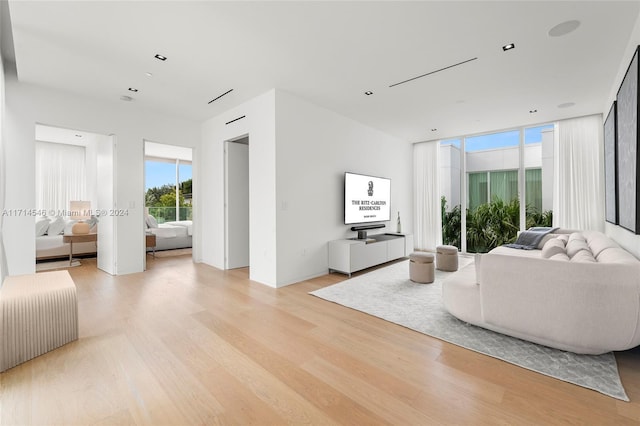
[436, 245, 459, 272]
[409, 252, 435, 284]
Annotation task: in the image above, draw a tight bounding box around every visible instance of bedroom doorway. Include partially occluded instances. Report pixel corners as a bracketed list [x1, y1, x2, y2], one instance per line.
[34, 124, 116, 274]
[224, 136, 249, 269]
[143, 141, 194, 262]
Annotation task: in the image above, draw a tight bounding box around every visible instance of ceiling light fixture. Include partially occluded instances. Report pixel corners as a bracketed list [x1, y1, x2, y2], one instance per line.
[549, 20, 580, 37]
[145, 72, 153, 77]
[208, 89, 234, 104]
[431, 128, 437, 132]
[389, 57, 478, 88]
[365, 91, 373, 96]
[75, 134, 83, 138]
[225, 115, 246, 125]
[502, 43, 515, 52]
[154, 54, 167, 61]
[128, 88, 138, 92]
[529, 109, 538, 114]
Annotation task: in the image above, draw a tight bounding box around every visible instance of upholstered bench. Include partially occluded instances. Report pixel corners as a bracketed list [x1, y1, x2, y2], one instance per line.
[1, 270, 78, 372]
[409, 252, 435, 283]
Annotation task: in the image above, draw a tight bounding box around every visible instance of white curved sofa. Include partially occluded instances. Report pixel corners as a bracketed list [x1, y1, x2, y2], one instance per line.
[442, 231, 640, 355]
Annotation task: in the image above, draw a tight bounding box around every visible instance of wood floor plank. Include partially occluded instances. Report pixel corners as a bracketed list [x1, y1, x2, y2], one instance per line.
[2, 256, 640, 425]
[301, 356, 438, 425]
[193, 310, 390, 425]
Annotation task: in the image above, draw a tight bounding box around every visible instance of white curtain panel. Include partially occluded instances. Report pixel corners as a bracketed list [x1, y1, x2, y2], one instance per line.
[35, 141, 87, 213]
[414, 141, 442, 251]
[554, 114, 605, 231]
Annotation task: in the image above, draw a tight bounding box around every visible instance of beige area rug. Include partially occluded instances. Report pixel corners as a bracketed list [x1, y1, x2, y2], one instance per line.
[36, 260, 81, 271]
[310, 258, 629, 401]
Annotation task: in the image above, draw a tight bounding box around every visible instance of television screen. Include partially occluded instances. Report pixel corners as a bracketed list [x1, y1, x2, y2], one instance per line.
[344, 172, 391, 224]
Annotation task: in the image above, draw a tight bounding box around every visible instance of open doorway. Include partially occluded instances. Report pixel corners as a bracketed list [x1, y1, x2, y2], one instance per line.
[144, 141, 193, 260]
[34, 124, 116, 274]
[225, 135, 249, 269]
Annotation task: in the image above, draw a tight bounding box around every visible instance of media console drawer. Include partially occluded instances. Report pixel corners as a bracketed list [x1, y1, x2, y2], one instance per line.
[328, 233, 413, 276]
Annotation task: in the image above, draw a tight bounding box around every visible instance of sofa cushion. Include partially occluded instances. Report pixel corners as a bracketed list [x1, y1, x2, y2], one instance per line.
[596, 247, 640, 264]
[571, 250, 596, 263]
[568, 232, 586, 243]
[566, 239, 590, 258]
[584, 231, 620, 258]
[549, 252, 570, 261]
[556, 234, 570, 244]
[474, 254, 483, 283]
[541, 238, 566, 258]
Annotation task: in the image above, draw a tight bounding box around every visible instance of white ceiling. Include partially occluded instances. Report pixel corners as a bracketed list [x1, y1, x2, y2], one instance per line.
[6, 1, 640, 142]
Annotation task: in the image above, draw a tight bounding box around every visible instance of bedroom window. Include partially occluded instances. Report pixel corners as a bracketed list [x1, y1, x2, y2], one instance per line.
[145, 159, 192, 223]
[35, 141, 87, 213]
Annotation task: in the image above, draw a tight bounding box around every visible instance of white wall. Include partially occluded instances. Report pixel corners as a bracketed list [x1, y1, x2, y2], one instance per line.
[200, 90, 277, 286]
[0, 38, 6, 283]
[466, 144, 541, 172]
[603, 11, 640, 257]
[274, 90, 412, 287]
[200, 89, 412, 287]
[4, 72, 199, 275]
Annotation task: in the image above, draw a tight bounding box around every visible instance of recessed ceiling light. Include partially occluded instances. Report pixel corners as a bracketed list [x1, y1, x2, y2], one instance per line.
[365, 91, 373, 96]
[128, 88, 138, 92]
[145, 72, 153, 77]
[529, 109, 538, 114]
[120, 95, 134, 102]
[74, 134, 83, 138]
[154, 54, 167, 61]
[549, 20, 580, 37]
[502, 43, 515, 52]
[431, 128, 437, 132]
[558, 102, 576, 109]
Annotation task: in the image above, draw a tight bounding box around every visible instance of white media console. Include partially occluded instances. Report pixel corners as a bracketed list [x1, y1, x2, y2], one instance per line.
[328, 233, 414, 276]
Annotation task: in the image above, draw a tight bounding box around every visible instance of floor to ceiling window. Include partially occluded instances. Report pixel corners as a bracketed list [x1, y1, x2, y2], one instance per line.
[440, 139, 462, 250]
[440, 124, 554, 253]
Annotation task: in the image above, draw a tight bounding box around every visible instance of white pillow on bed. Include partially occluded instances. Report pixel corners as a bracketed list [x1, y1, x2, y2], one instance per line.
[146, 215, 158, 228]
[36, 218, 50, 236]
[63, 219, 78, 235]
[47, 216, 66, 235]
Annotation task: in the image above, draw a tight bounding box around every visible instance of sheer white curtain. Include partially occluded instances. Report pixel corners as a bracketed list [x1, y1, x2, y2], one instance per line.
[414, 141, 442, 251]
[554, 114, 605, 231]
[35, 142, 87, 213]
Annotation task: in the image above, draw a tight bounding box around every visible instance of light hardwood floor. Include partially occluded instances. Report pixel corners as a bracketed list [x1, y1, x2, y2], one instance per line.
[2, 254, 640, 425]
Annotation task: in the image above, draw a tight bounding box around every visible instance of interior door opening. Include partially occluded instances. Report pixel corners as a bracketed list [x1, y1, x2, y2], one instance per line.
[34, 124, 116, 274]
[225, 136, 249, 270]
[143, 141, 194, 265]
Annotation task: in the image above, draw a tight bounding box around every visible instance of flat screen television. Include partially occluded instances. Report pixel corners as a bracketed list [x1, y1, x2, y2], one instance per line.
[344, 172, 391, 225]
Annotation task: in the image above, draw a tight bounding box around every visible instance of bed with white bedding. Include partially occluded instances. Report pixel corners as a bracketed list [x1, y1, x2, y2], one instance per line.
[146, 219, 192, 251]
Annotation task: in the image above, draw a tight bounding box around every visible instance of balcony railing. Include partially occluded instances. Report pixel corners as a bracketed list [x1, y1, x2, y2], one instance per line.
[148, 207, 192, 223]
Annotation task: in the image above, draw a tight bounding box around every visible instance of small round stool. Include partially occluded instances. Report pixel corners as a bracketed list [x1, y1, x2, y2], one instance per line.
[409, 252, 435, 284]
[436, 245, 459, 271]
